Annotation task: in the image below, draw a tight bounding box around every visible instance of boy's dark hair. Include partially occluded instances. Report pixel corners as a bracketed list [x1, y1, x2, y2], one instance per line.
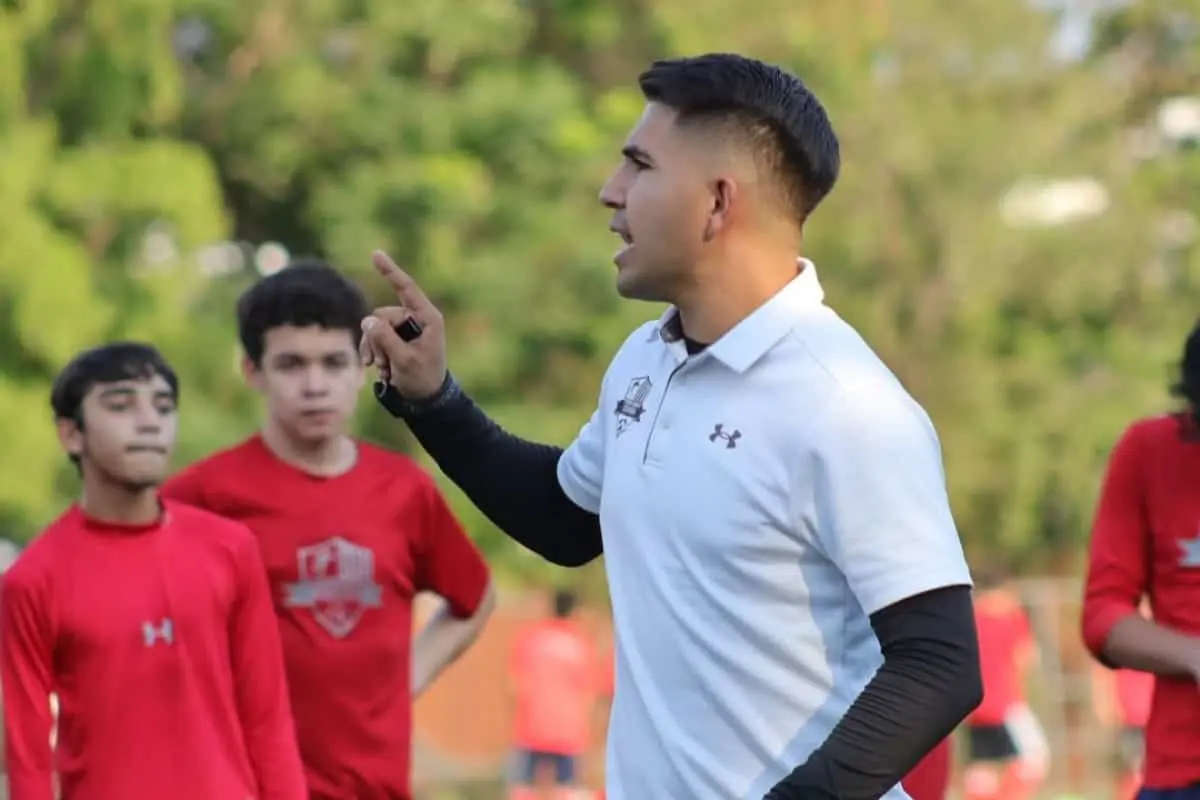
[552, 589, 578, 618]
[50, 342, 179, 424]
[236, 259, 370, 365]
[1171, 318, 1200, 424]
[638, 53, 840, 223]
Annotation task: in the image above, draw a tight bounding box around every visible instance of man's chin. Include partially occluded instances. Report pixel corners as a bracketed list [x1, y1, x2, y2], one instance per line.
[615, 268, 651, 300]
[615, 272, 668, 303]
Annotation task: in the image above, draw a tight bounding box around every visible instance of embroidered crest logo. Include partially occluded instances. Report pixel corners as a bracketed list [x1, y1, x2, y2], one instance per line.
[614, 376, 653, 437]
[283, 537, 383, 638]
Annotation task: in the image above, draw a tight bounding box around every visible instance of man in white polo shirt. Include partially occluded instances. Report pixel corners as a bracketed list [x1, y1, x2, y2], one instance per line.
[363, 53, 982, 799]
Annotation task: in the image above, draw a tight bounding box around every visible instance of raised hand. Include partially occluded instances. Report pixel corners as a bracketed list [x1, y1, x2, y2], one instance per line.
[360, 250, 448, 400]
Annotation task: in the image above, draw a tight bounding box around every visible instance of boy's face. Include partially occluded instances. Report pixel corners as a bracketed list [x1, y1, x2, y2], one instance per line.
[58, 374, 178, 489]
[246, 325, 364, 446]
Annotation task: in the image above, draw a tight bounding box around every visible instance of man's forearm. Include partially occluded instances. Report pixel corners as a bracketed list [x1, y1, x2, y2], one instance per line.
[412, 584, 496, 696]
[376, 376, 603, 567]
[768, 586, 982, 800]
[1102, 613, 1200, 677]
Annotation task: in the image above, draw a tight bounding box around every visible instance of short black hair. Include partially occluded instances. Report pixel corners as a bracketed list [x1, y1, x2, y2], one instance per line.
[236, 259, 370, 365]
[552, 589, 578, 618]
[639, 53, 840, 222]
[1172, 318, 1200, 421]
[50, 342, 179, 440]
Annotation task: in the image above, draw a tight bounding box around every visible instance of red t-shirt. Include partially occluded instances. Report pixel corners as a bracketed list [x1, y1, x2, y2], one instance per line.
[969, 593, 1033, 726]
[508, 618, 600, 755]
[0, 503, 305, 800]
[902, 737, 951, 800]
[1082, 414, 1200, 789]
[163, 436, 490, 800]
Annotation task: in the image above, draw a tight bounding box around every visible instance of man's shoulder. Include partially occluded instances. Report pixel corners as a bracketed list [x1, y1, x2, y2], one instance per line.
[783, 310, 907, 389]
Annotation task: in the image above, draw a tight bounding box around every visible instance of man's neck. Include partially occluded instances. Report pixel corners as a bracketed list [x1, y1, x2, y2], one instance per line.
[261, 422, 357, 478]
[80, 483, 161, 526]
[675, 253, 800, 344]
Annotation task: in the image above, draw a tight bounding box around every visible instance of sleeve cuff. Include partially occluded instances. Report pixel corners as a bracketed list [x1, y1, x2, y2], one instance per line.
[857, 564, 974, 617]
[1082, 603, 1137, 658]
[556, 455, 602, 515]
[374, 373, 458, 418]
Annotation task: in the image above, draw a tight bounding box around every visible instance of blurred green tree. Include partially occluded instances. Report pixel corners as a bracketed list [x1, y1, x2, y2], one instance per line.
[2, 0, 1198, 585]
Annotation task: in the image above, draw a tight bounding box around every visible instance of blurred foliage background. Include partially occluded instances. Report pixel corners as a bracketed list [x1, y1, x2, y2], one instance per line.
[2, 0, 1199, 595]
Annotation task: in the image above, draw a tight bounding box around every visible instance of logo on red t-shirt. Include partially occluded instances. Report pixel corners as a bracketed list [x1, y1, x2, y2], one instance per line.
[283, 536, 382, 638]
[1178, 534, 1200, 567]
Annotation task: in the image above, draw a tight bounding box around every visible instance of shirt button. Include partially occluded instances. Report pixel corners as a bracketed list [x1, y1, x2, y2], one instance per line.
[661, 416, 672, 430]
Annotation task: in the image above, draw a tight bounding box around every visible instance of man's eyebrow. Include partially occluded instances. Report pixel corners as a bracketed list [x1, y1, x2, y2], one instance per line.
[622, 144, 654, 165]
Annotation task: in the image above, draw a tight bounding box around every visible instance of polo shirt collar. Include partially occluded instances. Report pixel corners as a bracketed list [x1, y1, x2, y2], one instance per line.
[652, 259, 825, 373]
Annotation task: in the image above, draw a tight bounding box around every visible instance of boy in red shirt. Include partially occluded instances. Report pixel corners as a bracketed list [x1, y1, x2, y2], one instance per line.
[1, 343, 305, 800]
[507, 590, 603, 800]
[1082, 323, 1200, 799]
[163, 262, 494, 800]
[962, 570, 1047, 800]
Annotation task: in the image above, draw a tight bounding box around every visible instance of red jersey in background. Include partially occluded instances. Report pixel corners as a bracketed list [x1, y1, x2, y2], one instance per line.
[1082, 415, 1200, 789]
[0, 503, 305, 800]
[970, 591, 1034, 726]
[164, 436, 489, 800]
[509, 617, 601, 756]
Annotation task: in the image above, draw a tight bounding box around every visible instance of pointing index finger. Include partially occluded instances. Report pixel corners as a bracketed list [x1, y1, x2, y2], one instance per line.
[372, 250, 433, 314]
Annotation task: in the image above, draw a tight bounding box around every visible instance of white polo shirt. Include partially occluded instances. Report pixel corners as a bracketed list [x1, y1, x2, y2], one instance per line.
[557, 261, 970, 799]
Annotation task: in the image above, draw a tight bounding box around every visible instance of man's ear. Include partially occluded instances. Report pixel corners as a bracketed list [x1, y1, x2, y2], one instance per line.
[703, 176, 739, 242]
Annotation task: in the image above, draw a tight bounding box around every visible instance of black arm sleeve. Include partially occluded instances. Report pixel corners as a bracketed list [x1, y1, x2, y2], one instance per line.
[766, 585, 982, 800]
[375, 376, 604, 567]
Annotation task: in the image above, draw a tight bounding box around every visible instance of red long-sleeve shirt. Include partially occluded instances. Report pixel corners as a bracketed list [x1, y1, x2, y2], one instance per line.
[0, 502, 306, 800]
[163, 436, 490, 800]
[1082, 413, 1200, 789]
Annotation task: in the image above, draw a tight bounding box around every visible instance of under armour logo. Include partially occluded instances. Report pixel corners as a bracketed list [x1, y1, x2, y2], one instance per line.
[708, 423, 741, 449]
[142, 618, 174, 647]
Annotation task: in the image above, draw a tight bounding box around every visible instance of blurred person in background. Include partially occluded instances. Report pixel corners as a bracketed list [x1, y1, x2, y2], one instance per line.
[1091, 609, 1155, 800]
[962, 567, 1048, 800]
[1, 343, 305, 800]
[507, 589, 605, 800]
[163, 262, 494, 800]
[1082, 320, 1200, 799]
[364, 52, 981, 799]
